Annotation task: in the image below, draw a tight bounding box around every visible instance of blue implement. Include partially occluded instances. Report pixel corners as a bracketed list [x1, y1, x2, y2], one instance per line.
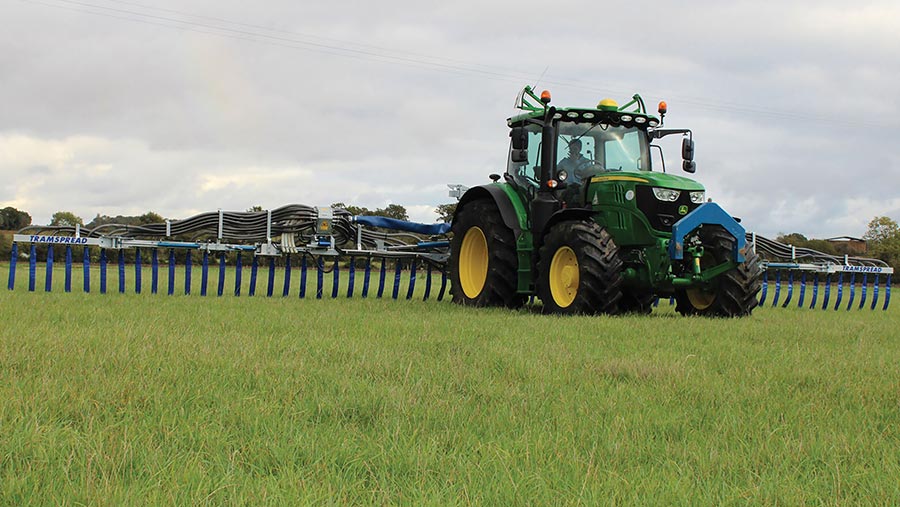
[316, 257, 324, 299]
[797, 272, 806, 308]
[822, 275, 831, 310]
[884, 275, 891, 311]
[438, 269, 448, 301]
[859, 274, 868, 309]
[283, 255, 292, 297]
[810, 274, 819, 309]
[871, 276, 880, 310]
[424, 262, 432, 301]
[347, 257, 355, 298]
[377, 260, 386, 298]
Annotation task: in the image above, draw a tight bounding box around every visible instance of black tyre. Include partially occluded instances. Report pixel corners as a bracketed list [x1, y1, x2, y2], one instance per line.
[675, 226, 763, 317]
[449, 199, 521, 308]
[537, 221, 623, 315]
[619, 288, 656, 314]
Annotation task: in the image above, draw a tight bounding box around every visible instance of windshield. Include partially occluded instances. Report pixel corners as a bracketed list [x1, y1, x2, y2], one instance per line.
[557, 122, 649, 173]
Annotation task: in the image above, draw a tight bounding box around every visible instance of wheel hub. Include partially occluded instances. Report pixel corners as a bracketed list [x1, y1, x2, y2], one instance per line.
[459, 227, 488, 299]
[550, 246, 579, 308]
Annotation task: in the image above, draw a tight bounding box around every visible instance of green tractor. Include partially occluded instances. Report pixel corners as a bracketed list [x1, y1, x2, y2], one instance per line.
[449, 86, 762, 316]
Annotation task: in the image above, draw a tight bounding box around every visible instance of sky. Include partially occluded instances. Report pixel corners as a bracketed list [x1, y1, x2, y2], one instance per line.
[2, 0, 899, 238]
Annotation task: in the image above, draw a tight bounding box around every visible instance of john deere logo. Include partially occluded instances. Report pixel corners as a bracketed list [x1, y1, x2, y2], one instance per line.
[677, 205, 689, 216]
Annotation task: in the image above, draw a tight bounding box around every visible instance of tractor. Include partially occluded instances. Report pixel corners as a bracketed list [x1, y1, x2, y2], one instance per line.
[449, 86, 762, 316]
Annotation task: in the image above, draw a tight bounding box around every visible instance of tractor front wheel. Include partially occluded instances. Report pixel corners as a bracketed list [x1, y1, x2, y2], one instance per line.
[675, 226, 763, 317]
[450, 199, 521, 308]
[537, 221, 623, 315]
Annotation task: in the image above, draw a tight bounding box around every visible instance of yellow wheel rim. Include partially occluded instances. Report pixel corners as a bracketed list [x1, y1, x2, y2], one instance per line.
[549, 246, 579, 308]
[459, 227, 488, 299]
[686, 287, 716, 310]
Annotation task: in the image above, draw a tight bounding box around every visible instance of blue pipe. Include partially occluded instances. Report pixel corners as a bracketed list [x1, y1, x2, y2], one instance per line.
[331, 259, 340, 299]
[7, 243, 16, 291]
[781, 270, 793, 308]
[846, 274, 856, 311]
[99, 249, 107, 294]
[184, 250, 192, 295]
[219, 253, 227, 297]
[347, 257, 355, 298]
[871, 276, 880, 310]
[810, 274, 819, 309]
[168, 249, 175, 296]
[249, 255, 258, 296]
[438, 270, 447, 301]
[316, 257, 324, 299]
[201, 250, 209, 297]
[822, 275, 831, 310]
[797, 272, 806, 308]
[299, 255, 307, 299]
[424, 262, 432, 301]
[118, 249, 125, 294]
[266, 256, 274, 297]
[234, 254, 243, 296]
[134, 248, 142, 294]
[759, 270, 768, 306]
[283, 255, 292, 297]
[859, 274, 868, 309]
[83, 247, 90, 293]
[362, 257, 371, 298]
[45, 245, 54, 292]
[772, 270, 781, 307]
[833, 273, 844, 311]
[884, 275, 891, 311]
[64, 246, 72, 293]
[377, 260, 386, 298]
[392, 259, 402, 300]
[151, 248, 158, 294]
[406, 259, 417, 300]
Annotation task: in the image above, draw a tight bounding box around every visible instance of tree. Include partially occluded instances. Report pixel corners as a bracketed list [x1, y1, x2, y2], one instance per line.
[375, 204, 408, 221]
[50, 211, 83, 227]
[434, 203, 457, 223]
[863, 216, 900, 271]
[775, 232, 808, 245]
[0, 206, 32, 230]
[247, 206, 264, 212]
[139, 211, 164, 225]
[863, 216, 899, 244]
[331, 202, 370, 216]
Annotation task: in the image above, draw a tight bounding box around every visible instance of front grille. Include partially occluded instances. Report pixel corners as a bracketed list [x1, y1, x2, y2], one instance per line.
[635, 186, 700, 232]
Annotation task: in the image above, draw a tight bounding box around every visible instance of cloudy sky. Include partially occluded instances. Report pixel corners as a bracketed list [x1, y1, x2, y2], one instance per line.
[2, 0, 899, 238]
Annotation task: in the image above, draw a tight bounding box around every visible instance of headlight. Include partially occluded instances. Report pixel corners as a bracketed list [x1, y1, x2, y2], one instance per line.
[652, 187, 681, 202]
[689, 191, 705, 204]
[557, 169, 569, 182]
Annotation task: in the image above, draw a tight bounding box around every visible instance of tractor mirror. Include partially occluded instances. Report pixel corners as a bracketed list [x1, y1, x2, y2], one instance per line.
[511, 149, 529, 163]
[510, 127, 528, 150]
[683, 160, 696, 173]
[682, 137, 694, 161]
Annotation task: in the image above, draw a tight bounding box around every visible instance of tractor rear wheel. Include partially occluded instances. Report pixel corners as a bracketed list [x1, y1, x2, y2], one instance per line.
[675, 226, 762, 317]
[537, 221, 623, 315]
[450, 199, 521, 308]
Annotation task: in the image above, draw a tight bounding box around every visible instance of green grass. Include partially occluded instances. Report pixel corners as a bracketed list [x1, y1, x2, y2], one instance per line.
[1, 262, 899, 505]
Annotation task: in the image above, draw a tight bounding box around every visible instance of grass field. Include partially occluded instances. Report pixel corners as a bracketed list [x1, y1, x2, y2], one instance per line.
[2, 262, 899, 505]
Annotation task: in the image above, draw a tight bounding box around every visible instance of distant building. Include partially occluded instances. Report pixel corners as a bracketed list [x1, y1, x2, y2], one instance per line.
[825, 236, 867, 255]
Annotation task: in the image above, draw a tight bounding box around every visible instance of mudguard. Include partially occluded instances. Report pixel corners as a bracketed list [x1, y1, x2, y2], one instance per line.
[668, 202, 746, 262]
[454, 184, 527, 238]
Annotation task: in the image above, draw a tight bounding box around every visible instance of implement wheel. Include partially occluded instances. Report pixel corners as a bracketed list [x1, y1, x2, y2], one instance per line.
[450, 199, 521, 308]
[675, 225, 763, 317]
[537, 221, 623, 315]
